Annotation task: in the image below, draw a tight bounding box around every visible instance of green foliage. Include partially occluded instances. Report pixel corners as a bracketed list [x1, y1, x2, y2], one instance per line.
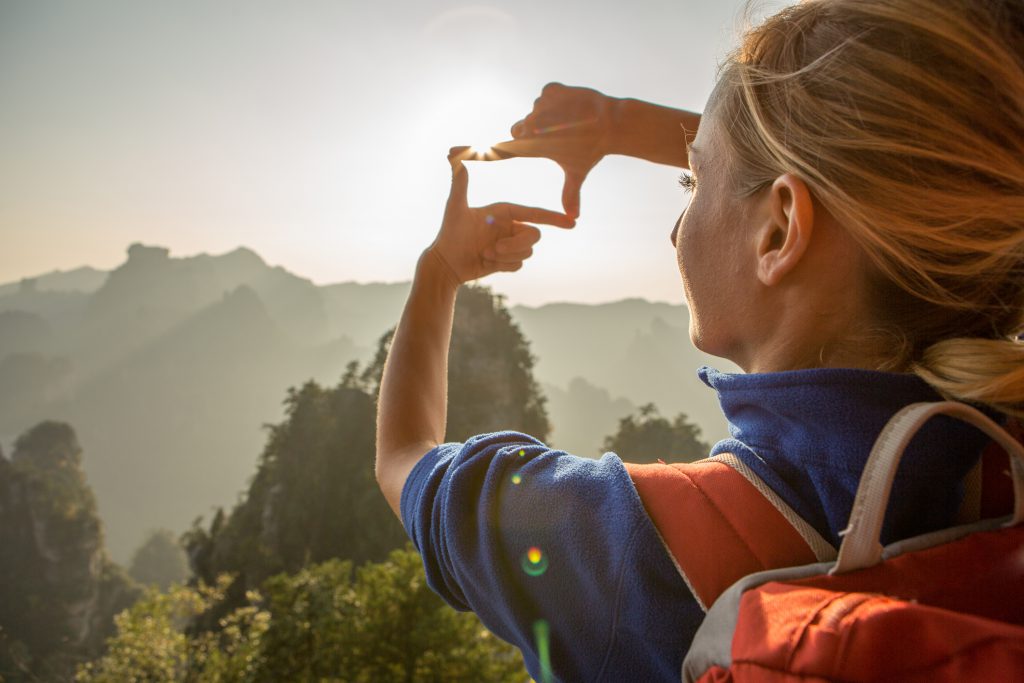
[79, 548, 524, 682]
[129, 529, 191, 590]
[75, 576, 268, 683]
[602, 403, 711, 463]
[256, 548, 524, 682]
[183, 380, 406, 606]
[184, 284, 550, 609]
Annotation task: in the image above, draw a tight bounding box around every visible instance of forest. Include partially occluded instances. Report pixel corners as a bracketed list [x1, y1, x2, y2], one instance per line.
[0, 251, 714, 681]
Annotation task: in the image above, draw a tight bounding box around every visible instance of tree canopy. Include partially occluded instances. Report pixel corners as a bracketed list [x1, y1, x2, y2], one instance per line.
[183, 284, 550, 620]
[602, 403, 710, 463]
[78, 548, 524, 682]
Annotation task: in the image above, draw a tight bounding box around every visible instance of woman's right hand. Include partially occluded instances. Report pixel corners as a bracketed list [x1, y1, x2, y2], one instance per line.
[426, 147, 576, 287]
[494, 83, 621, 219]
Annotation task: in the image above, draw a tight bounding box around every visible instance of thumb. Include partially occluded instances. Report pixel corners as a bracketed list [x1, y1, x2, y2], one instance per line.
[447, 146, 471, 206]
[561, 168, 586, 219]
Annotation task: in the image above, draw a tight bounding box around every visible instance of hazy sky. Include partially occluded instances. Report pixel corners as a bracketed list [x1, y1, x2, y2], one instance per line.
[1, 0, 785, 306]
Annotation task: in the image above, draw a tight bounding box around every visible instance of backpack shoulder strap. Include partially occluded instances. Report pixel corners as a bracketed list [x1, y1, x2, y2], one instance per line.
[625, 455, 836, 611]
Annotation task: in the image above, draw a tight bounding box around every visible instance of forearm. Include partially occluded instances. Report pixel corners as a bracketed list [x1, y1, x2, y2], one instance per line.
[608, 98, 700, 169]
[375, 248, 459, 516]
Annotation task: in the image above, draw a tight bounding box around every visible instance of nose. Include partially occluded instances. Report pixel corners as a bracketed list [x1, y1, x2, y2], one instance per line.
[670, 214, 682, 247]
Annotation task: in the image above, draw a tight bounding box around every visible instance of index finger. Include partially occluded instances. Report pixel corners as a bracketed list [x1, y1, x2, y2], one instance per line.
[482, 137, 585, 161]
[491, 202, 576, 229]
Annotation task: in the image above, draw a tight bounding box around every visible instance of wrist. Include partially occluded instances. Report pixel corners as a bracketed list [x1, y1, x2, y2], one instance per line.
[604, 96, 632, 157]
[418, 246, 462, 292]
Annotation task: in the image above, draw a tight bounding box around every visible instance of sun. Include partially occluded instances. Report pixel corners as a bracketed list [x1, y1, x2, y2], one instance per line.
[418, 76, 522, 159]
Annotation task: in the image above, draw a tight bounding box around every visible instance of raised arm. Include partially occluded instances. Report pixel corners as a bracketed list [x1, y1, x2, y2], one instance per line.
[374, 148, 575, 517]
[491, 83, 701, 217]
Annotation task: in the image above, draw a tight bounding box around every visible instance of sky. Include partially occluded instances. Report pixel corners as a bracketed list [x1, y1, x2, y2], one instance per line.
[0, 0, 786, 306]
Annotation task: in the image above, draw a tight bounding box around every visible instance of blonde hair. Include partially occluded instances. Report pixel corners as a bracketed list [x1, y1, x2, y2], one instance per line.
[717, 0, 1024, 417]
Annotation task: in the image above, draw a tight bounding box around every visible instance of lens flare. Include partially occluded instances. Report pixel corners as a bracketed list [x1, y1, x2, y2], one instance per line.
[511, 473, 522, 485]
[521, 546, 549, 576]
[518, 449, 526, 457]
[533, 619, 553, 683]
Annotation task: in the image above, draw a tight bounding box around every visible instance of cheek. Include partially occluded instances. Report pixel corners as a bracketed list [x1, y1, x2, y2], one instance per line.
[675, 205, 702, 276]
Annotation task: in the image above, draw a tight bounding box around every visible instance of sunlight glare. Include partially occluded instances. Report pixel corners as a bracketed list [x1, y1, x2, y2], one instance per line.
[468, 144, 494, 160]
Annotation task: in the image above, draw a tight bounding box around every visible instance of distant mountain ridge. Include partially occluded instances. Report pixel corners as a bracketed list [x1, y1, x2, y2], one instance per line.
[0, 266, 108, 297]
[0, 244, 734, 561]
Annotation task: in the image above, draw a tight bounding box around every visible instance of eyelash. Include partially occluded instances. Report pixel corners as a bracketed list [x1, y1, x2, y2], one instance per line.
[678, 173, 697, 193]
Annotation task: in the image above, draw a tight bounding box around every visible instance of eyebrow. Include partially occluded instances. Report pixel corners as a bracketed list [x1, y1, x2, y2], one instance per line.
[686, 142, 701, 171]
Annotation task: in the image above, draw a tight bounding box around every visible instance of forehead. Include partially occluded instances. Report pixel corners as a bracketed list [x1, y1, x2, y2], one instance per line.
[691, 77, 731, 154]
[689, 109, 723, 164]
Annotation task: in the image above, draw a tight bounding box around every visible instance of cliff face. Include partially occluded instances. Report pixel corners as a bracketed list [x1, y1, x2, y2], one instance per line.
[0, 422, 139, 682]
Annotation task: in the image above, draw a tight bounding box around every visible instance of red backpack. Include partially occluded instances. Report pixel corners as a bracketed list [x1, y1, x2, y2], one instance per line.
[627, 401, 1024, 681]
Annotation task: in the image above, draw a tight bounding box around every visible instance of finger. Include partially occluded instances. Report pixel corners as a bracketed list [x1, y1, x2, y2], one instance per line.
[531, 115, 601, 136]
[490, 202, 575, 228]
[488, 135, 586, 160]
[447, 146, 471, 205]
[541, 81, 567, 97]
[448, 145, 474, 163]
[561, 169, 586, 219]
[472, 146, 516, 161]
[484, 247, 533, 263]
[497, 224, 542, 252]
[486, 138, 540, 159]
[483, 258, 524, 273]
[511, 119, 526, 138]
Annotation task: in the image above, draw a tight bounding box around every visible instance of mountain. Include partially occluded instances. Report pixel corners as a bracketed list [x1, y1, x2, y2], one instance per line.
[0, 422, 139, 681]
[511, 300, 738, 449]
[320, 281, 412, 348]
[0, 266, 107, 298]
[0, 244, 736, 561]
[542, 377, 636, 457]
[0, 246, 367, 561]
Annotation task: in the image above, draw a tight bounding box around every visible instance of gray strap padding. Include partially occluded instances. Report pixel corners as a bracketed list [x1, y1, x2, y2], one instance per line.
[681, 561, 832, 682]
[710, 453, 837, 562]
[833, 401, 1024, 574]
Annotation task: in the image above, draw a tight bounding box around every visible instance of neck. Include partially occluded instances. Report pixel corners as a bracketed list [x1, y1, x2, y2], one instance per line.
[735, 292, 894, 374]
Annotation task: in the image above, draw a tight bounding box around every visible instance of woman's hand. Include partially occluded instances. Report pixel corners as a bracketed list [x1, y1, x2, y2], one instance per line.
[427, 146, 576, 286]
[493, 83, 620, 219]
[490, 83, 700, 218]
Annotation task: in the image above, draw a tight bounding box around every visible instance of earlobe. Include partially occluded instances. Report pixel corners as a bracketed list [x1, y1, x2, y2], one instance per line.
[756, 173, 814, 286]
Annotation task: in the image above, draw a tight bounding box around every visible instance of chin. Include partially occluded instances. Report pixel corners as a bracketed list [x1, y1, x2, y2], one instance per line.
[688, 323, 710, 355]
[689, 325, 736, 364]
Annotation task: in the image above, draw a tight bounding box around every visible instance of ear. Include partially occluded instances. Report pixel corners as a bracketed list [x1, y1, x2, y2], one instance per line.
[756, 173, 815, 286]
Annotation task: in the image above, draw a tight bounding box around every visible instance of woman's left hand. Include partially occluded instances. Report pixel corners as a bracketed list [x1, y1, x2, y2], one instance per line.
[426, 146, 576, 286]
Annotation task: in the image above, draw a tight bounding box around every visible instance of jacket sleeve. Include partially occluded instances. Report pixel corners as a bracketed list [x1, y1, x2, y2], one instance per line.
[401, 430, 704, 682]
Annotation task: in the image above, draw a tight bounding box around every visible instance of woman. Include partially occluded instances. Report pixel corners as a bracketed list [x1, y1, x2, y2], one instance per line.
[375, 0, 1024, 680]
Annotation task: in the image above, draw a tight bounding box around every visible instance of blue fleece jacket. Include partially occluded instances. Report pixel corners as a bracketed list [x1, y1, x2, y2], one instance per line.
[401, 367, 993, 682]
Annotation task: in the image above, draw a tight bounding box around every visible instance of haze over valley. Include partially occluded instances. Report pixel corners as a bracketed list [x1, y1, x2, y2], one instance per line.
[0, 244, 735, 561]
